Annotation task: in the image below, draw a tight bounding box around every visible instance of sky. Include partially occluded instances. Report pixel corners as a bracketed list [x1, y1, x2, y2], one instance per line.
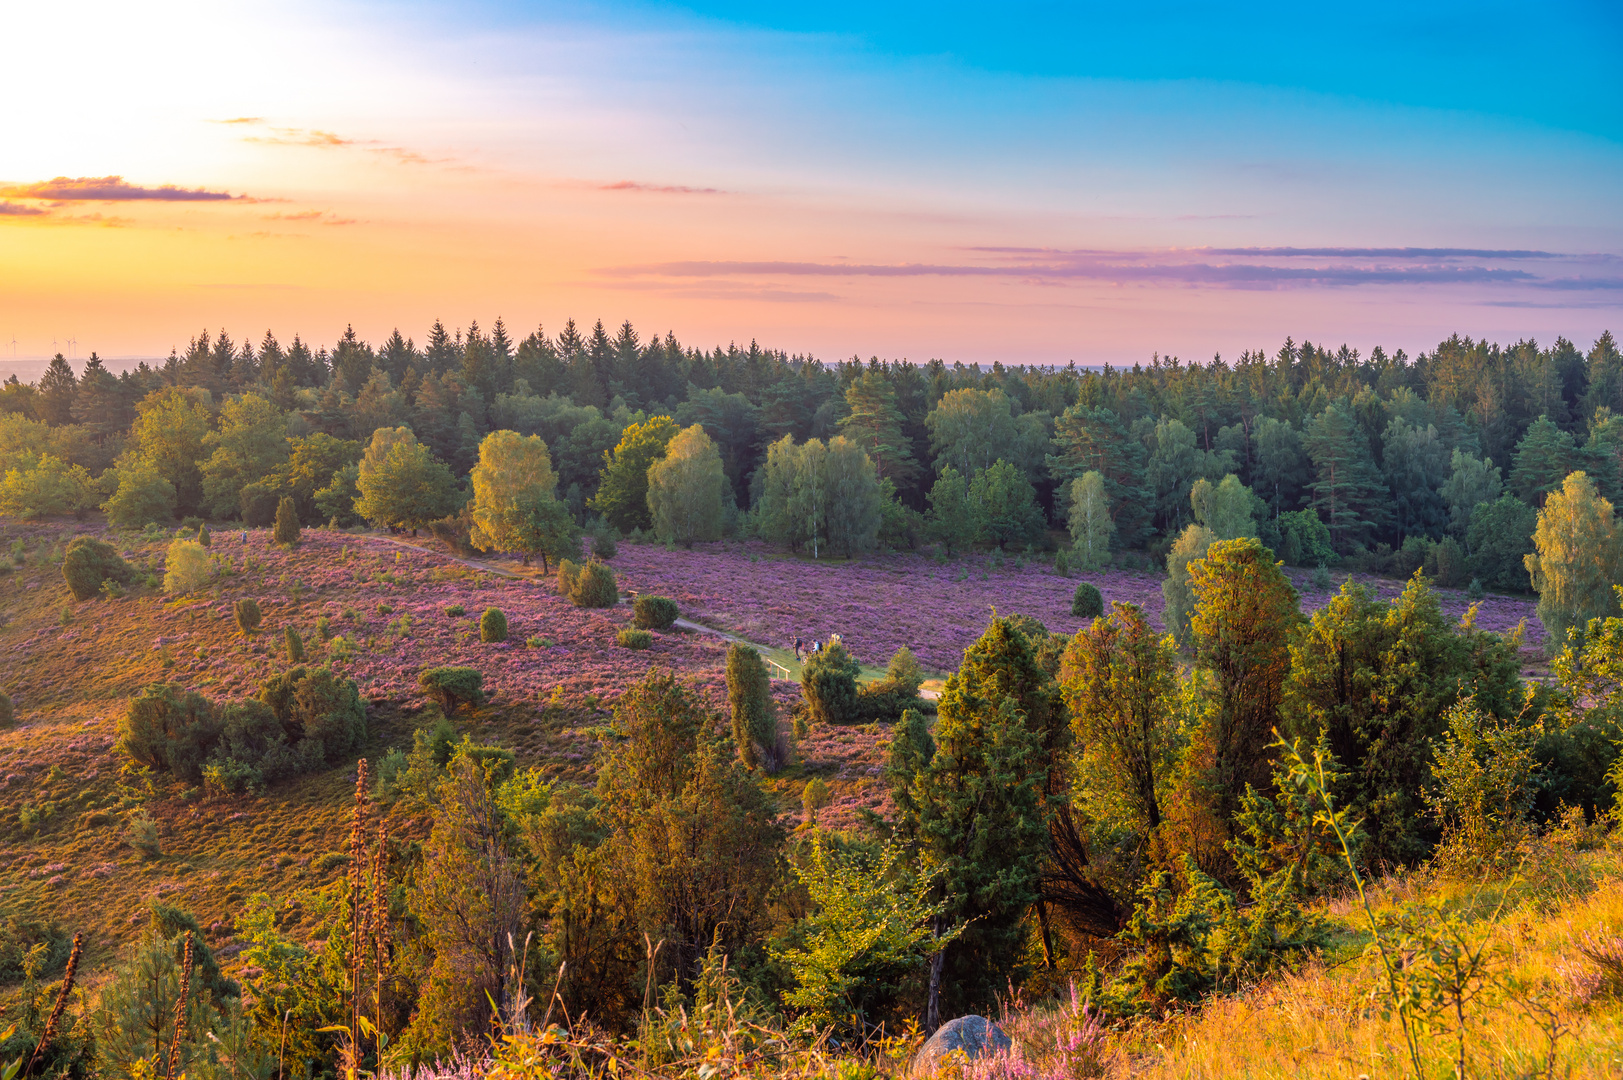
[2, 0, 1620, 369]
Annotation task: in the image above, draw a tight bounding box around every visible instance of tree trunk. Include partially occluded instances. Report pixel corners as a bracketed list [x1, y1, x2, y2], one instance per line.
[925, 936, 945, 1034]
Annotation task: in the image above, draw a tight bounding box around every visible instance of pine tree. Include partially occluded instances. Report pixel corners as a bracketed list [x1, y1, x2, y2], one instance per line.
[838, 369, 920, 488]
[1439, 449, 1502, 538]
[1301, 401, 1390, 552]
[968, 459, 1046, 550]
[1509, 414, 1579, 506]
[36, 353, 77, 426]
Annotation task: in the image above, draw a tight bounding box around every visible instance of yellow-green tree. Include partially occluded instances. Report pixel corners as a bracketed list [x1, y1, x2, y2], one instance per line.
[1180, 537, 1300, 873]
[647, 424, 728, 547]
[0, 453, 95, 518]
[468, 429, 576, 568]
[353, 427, 459, 532]
[1526, 470, 1621, 652]
[200, 393, 289, 518]
[589, 415, 679, 532]
[1163, 474, 1259, 649]
[1066, 470, 1115, 570]
[130, 387, 214, 516]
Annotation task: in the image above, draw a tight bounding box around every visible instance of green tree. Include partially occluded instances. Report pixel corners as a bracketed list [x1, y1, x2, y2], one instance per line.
[273, 495, 300, 546]
[1250, 415, 1309, 519]
[823, 435, 882, 557]
[129, 387, 213, 516]
[1066, 470, 1115, 570]
[595, 669, 783, 987]
[648, 423, 729, 547]
[1381, 416, 1450, 540]
[1282, 573, 1523, 865]
[969, 458, 1046, 550]
[590, 415, 679, 532]
[726, 643, 777, 770]
[1465, 494, 1537, 592]
[926, 464, 976, 555]
[771, 835, 953, 1035]
[801, 638, 862, 725]
[404, 749, 528, 1051]
[925, 388, 1021, 478]
[1509, 414, 1579, 506]
[468, 429, 574, 567]
[1182, 537, 1301, 871]
[199, 393, 288, 519]
[36, 353, 77, 425]
[1061, 601, 1179, 837]
[1525, 470, 1621, 650]
[1162, 475, 1259, 649]
[1048, 404, 1151, 548]
[0, 453, 95, 518]
[353, 427, 459, 532]
[1301, 400, 1390, 552]
[1144, 417, 1233, 535]
[887, 625, 1048, 1026]
[838, 368, 921, 488]
[1439, 449, 1502, 538]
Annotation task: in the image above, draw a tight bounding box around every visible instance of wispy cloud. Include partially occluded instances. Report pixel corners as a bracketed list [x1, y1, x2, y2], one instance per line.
[601, 247, 1623, 292]
[260, 209, 357, 225]
[213, 116, 265, 125]
[0, 200, 48, 216]
[600, 180, 728, 195]
[0, 176, 238, 201]
[244, 127, 359, 147]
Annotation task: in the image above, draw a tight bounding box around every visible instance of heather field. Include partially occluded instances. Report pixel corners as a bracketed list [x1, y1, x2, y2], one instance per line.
[606, 538, 1547, 674]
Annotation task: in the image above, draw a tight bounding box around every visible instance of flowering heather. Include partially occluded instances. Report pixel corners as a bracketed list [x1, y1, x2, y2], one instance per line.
[610, 540, 1545, 673]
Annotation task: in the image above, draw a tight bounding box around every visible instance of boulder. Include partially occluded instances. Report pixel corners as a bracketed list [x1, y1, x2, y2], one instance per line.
[912, 1015, 1011, 1075]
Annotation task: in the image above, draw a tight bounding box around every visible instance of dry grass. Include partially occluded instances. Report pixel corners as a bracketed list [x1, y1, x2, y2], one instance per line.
[1096, 849, 1623, 1079]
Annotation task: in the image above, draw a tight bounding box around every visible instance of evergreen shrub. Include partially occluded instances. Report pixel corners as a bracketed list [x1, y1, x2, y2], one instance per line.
[285, 626, 305, 662]
[727, 643, 777, 768]
[62, 537, 134, 601]
[802, 640, 862, 725]
[479, 607, 508, 642]
[233, 598, 261, 635]
[0, 690, 12, 728]
[258, 665, 366, 759]
[273, 496, 301, 547]
[418, 666, 486, 713]
[617, 628, 654, 649]
[560, 558, 618, 608]
[592, 531, 618, 559]
[633, 594, 679, 629]
[1072, 581, 1104, 618]
[197, 524, 211, 547]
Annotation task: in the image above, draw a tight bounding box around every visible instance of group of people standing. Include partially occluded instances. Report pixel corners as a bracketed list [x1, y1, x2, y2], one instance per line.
[792, 633, 841, 662]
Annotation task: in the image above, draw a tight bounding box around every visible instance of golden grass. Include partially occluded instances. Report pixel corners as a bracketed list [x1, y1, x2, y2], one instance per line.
[1103, 850, 1623, 1078]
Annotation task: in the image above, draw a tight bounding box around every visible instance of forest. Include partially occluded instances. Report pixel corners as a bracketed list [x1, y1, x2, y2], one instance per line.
[3, 319, 1623, 1077]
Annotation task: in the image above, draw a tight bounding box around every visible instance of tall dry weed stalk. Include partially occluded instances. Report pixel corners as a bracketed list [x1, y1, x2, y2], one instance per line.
[25, 931, 81, 1075]
[166, 934, 194, 1080]
[340, 758, 395, 1072]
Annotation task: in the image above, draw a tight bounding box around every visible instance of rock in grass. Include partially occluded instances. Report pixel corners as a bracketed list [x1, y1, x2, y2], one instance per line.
[912, 1016, 1011, 1075]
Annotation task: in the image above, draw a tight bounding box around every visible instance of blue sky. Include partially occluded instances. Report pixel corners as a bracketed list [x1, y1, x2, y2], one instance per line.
[4, 0, 1620, 364]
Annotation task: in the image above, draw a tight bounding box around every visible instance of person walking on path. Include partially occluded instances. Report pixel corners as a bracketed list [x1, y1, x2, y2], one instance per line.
[793, 636, 803, 661]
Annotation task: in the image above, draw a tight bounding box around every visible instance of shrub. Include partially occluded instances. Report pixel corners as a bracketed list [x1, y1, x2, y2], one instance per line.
[127, 814, 161, 858]
[801, 639, 861, 725]
[418, 666, 487, 713]
[179, 516, 204, 532]
[444, 604, 465, 617]
[1054, 548, 1071, 576]
[802, 776, 830, 822]
[316, 615, 332, 641]
[119, 683, 221, 783]
[258, 665, 366, 759]
[1467, 577, 1485, 601]
[727, 643, 778, 769]
[240, 481, 281, 527]
[617, 628, 654, 649]
[1072, 581, 1104, 619]
[234, 598, 262, 635]
[560, 558, 618, 608]
[0, 690, 11, 727]
[633, 594, 679, 630]
[592, 531, 618, 559]
[197, 524, 211, 547]
[273, 495, 301, 547]
[285, 626, 305, 662]
[480, 607, 508, 642]
[206, 699, 307, 792]
[1312, 563, 1333, 590]
[885, 646, 924, 695]
[162, 538, 213, 595]
[62, 536, 134, 601]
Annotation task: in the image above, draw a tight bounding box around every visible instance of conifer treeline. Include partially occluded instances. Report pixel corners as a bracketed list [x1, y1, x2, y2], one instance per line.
[3, 317, 1619, 561]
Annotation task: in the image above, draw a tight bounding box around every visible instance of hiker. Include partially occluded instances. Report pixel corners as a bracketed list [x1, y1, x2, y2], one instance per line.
[793, 636, 803, 661]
